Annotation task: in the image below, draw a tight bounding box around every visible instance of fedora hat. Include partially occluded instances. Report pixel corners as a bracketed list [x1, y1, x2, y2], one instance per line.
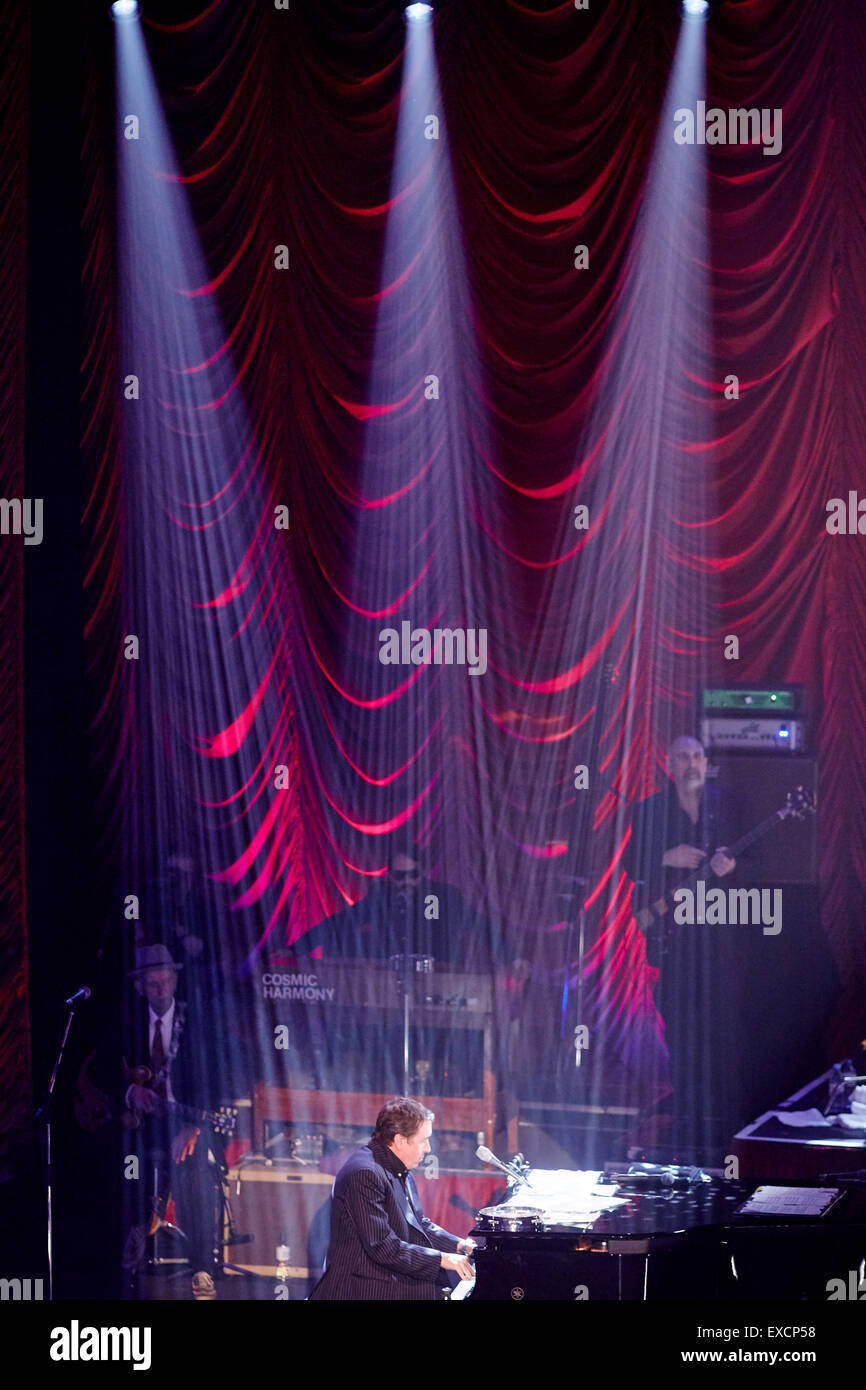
[127, 943, 184, 979]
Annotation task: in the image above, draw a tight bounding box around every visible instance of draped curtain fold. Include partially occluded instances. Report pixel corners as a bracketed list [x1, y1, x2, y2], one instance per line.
[74, 0, 866, 1111]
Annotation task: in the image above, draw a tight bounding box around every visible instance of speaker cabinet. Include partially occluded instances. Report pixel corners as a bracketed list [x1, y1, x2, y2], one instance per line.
[708, 754, 817, 884]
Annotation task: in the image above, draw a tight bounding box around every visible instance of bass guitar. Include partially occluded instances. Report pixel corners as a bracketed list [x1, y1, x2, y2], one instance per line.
[633, 784, 815, 935]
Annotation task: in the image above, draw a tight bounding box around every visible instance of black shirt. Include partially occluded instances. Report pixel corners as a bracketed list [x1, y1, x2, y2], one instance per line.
[623, 781, 752, 921]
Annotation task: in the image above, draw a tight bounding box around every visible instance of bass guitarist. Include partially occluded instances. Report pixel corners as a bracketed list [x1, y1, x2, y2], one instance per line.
[623, 735, 756, 1153]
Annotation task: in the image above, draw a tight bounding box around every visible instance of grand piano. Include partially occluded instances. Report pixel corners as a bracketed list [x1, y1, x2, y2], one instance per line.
[467, 1163, 866, 1301]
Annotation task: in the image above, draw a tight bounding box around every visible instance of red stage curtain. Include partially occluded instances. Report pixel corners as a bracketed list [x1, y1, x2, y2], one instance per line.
[78, 0, 866, 1089]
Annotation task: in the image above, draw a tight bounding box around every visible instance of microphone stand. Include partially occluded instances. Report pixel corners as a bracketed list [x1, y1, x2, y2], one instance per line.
[558, 666, 620, 1084]
[557, 877, 588, 1058]
[398, 890, 411, 1097]
[35, 991, 89, 1300]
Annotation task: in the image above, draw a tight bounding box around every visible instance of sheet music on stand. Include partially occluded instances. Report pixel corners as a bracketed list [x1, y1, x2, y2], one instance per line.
[735, 1186, 844, 1219]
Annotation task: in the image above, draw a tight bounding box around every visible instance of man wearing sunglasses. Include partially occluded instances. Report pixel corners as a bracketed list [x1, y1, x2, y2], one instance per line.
[297, 846, 507, 971]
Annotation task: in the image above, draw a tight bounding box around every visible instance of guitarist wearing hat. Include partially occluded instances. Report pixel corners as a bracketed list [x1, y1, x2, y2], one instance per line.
[89, 942, 230, 1299]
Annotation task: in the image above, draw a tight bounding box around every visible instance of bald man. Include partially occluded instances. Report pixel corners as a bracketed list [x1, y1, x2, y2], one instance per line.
[623, 736, 755, 1152]
[625, 737, 741, 918]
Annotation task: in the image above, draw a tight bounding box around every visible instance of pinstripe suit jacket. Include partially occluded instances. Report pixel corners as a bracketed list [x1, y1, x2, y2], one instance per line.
[308, 1142, 461, 1301]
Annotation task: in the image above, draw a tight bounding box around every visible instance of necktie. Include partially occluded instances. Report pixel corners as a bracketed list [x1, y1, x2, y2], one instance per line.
[151, 1018, 167, 1096]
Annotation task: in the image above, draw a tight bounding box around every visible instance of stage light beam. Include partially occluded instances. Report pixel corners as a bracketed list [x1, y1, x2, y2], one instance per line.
[111, 0, 140, 20]
[404, 4, 433, 23]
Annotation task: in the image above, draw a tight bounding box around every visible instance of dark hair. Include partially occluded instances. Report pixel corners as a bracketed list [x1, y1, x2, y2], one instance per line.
[372, 1097, 433, 1147]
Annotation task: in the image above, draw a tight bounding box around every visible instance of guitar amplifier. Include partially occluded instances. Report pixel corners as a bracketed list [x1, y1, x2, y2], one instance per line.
[699, 684, 807, 754]
[224, 1160, 333, 1288]
[701, 716, 806, 753]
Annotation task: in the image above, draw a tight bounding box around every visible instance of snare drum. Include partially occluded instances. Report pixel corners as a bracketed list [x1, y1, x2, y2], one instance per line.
[476, 1205, 542, 1233]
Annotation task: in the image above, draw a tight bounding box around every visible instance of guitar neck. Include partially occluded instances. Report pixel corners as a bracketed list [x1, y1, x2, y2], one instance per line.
[676, 806, 784, 896]
[725, 808, 785, 859]
[169, 1098, 227, 1129]
[155, 1096, 233, 1135]
[640, 803, 793, 930]
[168, 1099, 209, 1127]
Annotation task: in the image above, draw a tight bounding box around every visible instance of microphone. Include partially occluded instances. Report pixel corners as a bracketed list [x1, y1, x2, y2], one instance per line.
[65, 986, 92, 1008]
[475, 1145, 527, 1185]
[448, 1193, 478, 1218]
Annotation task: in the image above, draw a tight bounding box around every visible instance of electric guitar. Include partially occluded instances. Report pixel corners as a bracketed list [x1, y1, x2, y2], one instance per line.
[122, 1059, 239, 1135]
[633, 785, 815, 935]
[74, 1053, 237, 1136]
